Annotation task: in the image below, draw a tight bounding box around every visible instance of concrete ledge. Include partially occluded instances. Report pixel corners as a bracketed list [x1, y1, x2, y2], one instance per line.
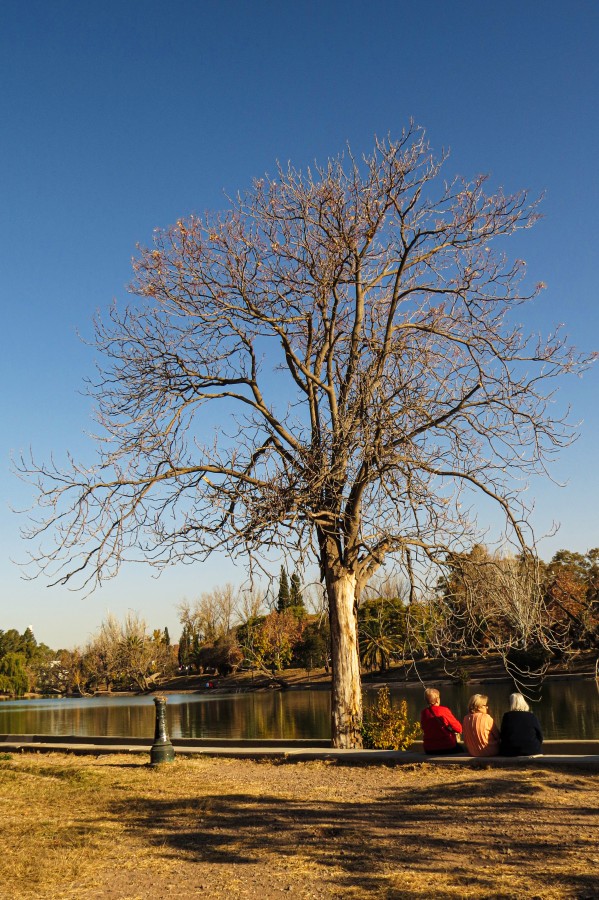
[408, 739, 599, 755]
[0, 734, 330, 749]
[2, 735, 597, 754]
[0, 735, 598, 769]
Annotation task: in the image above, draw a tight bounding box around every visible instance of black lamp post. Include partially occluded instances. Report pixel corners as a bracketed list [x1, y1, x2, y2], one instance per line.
[150, 696, 175, 765]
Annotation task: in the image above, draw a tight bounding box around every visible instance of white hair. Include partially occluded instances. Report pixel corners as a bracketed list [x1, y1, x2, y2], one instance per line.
[509, 692, 530, 712]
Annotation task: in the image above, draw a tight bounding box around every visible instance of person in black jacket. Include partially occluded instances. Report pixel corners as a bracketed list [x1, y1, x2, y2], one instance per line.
[499, 692, 543, 756]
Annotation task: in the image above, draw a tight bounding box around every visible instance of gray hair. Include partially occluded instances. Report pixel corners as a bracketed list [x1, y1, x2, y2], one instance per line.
[424, 688, 440, 706]
[509, 692, 530, 712]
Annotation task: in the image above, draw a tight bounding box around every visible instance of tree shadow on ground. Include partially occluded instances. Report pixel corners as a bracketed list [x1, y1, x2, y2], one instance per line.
[108, 768, 598, 898]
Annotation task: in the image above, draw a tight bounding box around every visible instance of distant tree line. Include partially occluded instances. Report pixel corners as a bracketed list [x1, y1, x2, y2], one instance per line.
[0, 617, 176, 697]
[176, 569, 330, 679]
[0, 627, 54, 697]
[2, 547, 595, 698]
[355, 546, 598, 680]
[174, 548, 598, 685]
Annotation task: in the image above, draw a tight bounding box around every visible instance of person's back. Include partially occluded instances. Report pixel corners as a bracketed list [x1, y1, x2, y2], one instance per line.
[499, 693, 543, 756]
[420, 687, 463, 754]
[462, 712, 499, 756]
[462, 694, 500, 757]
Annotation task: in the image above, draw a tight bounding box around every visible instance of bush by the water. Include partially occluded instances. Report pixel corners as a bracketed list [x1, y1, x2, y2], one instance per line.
[362, 686, 421, 750]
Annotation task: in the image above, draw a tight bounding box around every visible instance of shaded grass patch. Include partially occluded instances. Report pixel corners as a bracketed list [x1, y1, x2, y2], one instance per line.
[0, 753, 597, 899]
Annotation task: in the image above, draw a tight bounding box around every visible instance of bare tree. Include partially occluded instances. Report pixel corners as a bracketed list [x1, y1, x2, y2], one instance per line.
[19, 125, 593, 746]
[83, 614, 122, 691]
[178, 583, 239, 644]
[237, 584, 268, 622]
[429, 546, 560, 694]
[84, 612, 174, 692]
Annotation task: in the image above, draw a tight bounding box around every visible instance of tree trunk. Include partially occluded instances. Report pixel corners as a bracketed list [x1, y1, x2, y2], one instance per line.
[327, 569, 363, 748]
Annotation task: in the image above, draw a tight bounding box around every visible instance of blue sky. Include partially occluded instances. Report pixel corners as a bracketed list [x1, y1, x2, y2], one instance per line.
[2, 1, 598, 649]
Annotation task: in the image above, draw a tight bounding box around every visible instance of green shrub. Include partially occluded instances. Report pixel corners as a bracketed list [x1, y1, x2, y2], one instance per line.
[362, 686, 421, 750]
[453, 666, 470, 684]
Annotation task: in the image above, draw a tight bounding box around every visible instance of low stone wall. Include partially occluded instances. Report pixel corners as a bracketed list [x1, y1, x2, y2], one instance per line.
[408, 739, 599, 755]
[1, 734, 598, 756]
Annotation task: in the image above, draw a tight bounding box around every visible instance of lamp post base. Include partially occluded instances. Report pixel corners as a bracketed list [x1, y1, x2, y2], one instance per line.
[150, 696, 176, 765]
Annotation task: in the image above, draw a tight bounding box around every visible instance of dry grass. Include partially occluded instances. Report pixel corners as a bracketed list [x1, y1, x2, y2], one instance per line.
[1, 751, 598, 899]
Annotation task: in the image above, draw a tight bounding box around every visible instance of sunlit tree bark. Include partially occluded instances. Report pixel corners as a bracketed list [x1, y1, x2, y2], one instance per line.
[19, 125, 593, 746]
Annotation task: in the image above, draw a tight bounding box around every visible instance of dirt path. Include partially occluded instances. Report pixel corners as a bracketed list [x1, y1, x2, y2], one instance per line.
[1, 753, 598, 898]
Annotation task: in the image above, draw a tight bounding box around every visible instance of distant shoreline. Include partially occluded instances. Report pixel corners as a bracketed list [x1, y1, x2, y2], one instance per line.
[4, 651, 596, 700]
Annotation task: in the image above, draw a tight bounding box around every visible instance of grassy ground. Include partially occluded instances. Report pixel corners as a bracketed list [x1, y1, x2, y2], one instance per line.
[1, 752, 597, 899]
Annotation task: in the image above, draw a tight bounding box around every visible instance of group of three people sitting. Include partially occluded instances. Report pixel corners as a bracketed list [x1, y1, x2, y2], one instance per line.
[421, 687, 543, 757]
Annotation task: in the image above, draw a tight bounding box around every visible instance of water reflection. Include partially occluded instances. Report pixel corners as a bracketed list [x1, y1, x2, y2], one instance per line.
[0, 696, 155, 738]
[172, 691, 331, 740]
[0, 680, 596, 740]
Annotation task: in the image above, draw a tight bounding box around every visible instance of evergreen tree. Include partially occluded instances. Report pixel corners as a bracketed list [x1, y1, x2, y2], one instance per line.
[191, 629, 202, 669]
[0, 629, 22, 659]
[290, 572, 305, 612]
[178, 624, 192, 668]
[164, 627, 171, 647]
[294, 619, 330, 670]
[20, 627, 38, 661]
[277, 567, 291, 612]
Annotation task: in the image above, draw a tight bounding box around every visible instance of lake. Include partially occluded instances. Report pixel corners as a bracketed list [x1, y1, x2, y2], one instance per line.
[0, 679, 597, 740]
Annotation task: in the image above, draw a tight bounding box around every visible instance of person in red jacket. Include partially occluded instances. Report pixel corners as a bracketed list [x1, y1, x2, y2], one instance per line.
[420, 688, 463, 754]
